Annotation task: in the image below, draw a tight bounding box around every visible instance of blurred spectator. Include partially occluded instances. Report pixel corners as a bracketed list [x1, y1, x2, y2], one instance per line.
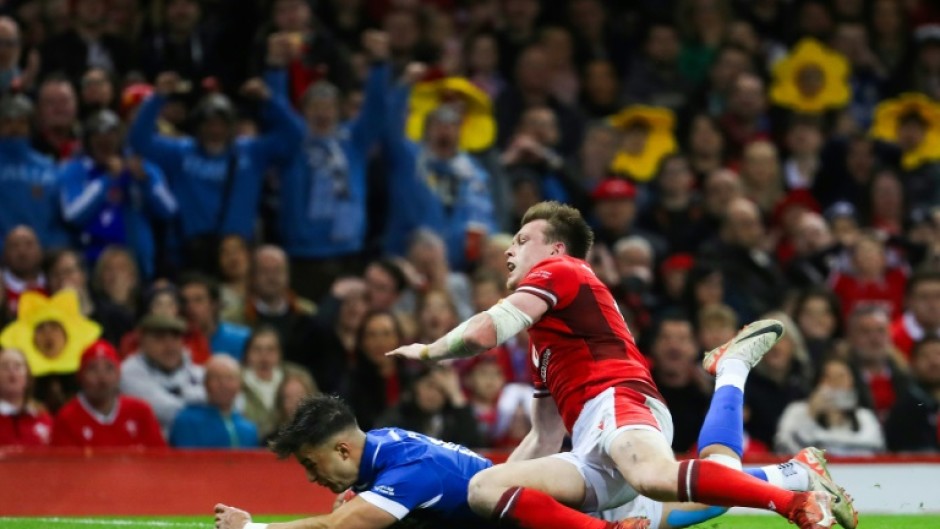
[118, 283, 211, 364]
[591, 178, 666, 257]
[0, 16, 37, 95]
[233, 245, 314, 366]
[538, 26, 579, 106]
[120, 314, 206, 434]
[783, 117, 824, 191]
[52, 340, 165, 447]
[791, 288, 843, 369]
[269, 368, 318, 440]
[775, 357, 885, 456]
[786, 212, 840, 287]
[38, 0, 132, 83]
[637, 155, 709, 253]
[31, 76, 81, 161]
[349, 310, 409, 430]
[253, 0, 354, 105]
[892, 270, 940, 359]
[298, 280, 366, 394]
[377, 365, 483, 447]
[830, 22, 885, 131]
[907, 26, 940, 103]
[0, 290, 102, 413]
[43, 248, 135, 347]
[692, 45, 753, 119]
[845, 306, 911, 420]
[218, 235, 251, 320]
[139, 0, 224, 87]
[415, 289, 460, 345]
[495, 44, 584, 156]
[649, 314, 711, 453]
[180, 273, 250, 361]
[700, 168, 744, 236]
[870, 0, 908, 82]
[686, 115, 727, 180]
[240, 326, 314, 439]
[399, 229, 473, 321]
[676, 0, 733, 85]
[383, 72, 497, 271]
[739, 140, 783, 215]
[92, 246, 141, 315]
[681, 263, 725, 323]
[610, 236, 658, 336]
[718, 73, 771, 160]
[364, 259, 408, 313]
[0, 347, 52, 446]
[574, 123, 620, 192]
[579, 59, 620, 119]
[78, 68, 115, 120]
[744, 313, 813, 448]
[127, 64, 303, 273]
[59, 109, 178, 280]
[2, 227, 50, 316]
[696, 304, 738, 353]
[624, 21, 691, 112]
[701, 197, 785, 322]
[464, 31, 506, 101]
[0, 96, 71, 254]
[885, 337, 940, 452]
[829, 232, 908, 321]
[567, 0, 630, 78]
[170, 355, 258, 448]
[276, 32, 389, 302]
[867, 169, 908, 236]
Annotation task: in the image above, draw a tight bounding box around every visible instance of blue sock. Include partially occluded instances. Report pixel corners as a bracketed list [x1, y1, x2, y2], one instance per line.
[696, 386, 744, 457]
[745, 467, 768, 481]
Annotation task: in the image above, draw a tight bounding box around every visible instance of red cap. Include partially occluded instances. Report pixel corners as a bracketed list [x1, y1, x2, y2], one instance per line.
[80, 339, 120, 373]
[592, 179, 637, 201]
[661, 253, 695, 274]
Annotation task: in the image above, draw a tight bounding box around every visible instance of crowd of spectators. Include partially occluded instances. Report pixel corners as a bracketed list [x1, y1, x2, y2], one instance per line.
[1, 0, 940, 455]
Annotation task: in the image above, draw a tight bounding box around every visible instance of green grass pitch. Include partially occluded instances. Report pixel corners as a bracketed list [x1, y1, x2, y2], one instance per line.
[0, 515, 938, 529]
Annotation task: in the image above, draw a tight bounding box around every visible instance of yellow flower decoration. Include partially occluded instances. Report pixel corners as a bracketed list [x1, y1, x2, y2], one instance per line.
[608, 105, 677, 182]
[0, 290, 102, 377]
[870, 92, 940, 170]
[406, 77, 496, 152]
[770, 39, 851, 113]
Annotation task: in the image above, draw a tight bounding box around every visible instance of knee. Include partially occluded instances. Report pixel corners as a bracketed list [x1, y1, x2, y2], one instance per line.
[468, 470, 500, 516]
[623, 461, 679, 501]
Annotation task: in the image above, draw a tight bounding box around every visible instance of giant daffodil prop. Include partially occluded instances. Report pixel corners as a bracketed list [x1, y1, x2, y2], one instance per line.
[870, 93, 940, 170]
[608, 105, 677, 182]
[770, 39, 851, 114]
[406, 77, 496, 152]
[0, 290, 101, 377]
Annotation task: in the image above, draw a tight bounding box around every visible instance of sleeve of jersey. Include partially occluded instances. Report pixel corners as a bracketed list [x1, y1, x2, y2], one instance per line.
[358, 461, 443, 520]
[515, 259, 579, 310]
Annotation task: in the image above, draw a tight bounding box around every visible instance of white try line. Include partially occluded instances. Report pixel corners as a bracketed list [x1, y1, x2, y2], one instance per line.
[0, 517, 208, 527]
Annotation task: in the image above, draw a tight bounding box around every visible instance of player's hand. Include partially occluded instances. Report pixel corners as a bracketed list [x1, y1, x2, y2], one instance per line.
[240, 77, 271, 100]
[362, 30, 389, 61]
[386, 343, 429, 361]
[214, 504, 252, 529]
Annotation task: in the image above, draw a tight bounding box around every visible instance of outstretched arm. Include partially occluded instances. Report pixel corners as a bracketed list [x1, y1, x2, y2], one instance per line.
[507, 396, 566, 462]
[386, 290, 548, 362]
[215, 496, 397, 529]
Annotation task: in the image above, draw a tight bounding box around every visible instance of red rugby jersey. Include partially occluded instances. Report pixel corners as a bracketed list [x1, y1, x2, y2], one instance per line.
[516, 255, 663, 431]
[52, 395, 166, 448]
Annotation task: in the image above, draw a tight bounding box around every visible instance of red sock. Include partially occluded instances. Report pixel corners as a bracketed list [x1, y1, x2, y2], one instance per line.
[494, 487, 616, 529]
[678, 460, 798, 516]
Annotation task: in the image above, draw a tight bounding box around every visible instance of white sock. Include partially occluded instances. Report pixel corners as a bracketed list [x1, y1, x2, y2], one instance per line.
[715, 358, 750, 390]
[761, 461, 810, 491]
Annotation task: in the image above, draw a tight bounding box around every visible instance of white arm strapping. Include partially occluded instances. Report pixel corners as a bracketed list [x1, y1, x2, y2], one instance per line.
[245, 523, 269, 529]
[484, 300, 534, 344]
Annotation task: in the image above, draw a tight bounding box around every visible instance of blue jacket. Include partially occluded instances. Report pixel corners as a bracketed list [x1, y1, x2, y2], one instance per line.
[353, 428, 492, 522]
[383, 85, 496, 270]
[0, 138, 71, 252]
[210, 321, 251, 361]
[275, 64, 389, 258]
[169, 404, 258, 448]
[59, 156, 177, 279]
[127, 70, 305, 244]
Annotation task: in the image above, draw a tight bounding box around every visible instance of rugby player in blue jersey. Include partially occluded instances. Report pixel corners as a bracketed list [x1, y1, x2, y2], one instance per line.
[214, 339, 855, 529]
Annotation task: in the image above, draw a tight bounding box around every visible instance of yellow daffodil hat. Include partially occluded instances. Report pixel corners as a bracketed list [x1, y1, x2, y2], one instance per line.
[406, 76, 496, 152]
[608, 105, 677, 182]
[870, 92, 940, 170]
[770, 38, 851, 114]
[0, 290, 102, 377]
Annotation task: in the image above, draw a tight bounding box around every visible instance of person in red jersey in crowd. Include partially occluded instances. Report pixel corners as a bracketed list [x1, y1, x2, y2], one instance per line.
[0, 347, 52, 446]
[389, 201, 850, 529]
[891, 270, 940, 359]
[52, 339, 165, 448]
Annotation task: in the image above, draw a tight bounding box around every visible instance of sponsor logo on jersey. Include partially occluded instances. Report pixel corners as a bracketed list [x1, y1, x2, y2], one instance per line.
[539, 348, 552, 384]
[528, 270, 552, 280]
[375, 485, 395, 497]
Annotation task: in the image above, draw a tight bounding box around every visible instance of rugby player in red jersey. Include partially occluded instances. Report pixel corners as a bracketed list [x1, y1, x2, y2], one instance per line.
[389, 201, 841, 529]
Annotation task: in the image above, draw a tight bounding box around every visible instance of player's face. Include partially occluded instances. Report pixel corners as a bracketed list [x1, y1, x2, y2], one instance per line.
[505, 220, 560, 290]
[294, 442, 359, 493]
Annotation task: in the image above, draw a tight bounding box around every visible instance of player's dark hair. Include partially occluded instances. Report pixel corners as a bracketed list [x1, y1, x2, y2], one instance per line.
[269, 395, 359, 458]
[521, 201, 594, 259]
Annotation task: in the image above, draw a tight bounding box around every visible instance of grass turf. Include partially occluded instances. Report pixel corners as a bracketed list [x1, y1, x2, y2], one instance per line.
[0, 515, 937, 529]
